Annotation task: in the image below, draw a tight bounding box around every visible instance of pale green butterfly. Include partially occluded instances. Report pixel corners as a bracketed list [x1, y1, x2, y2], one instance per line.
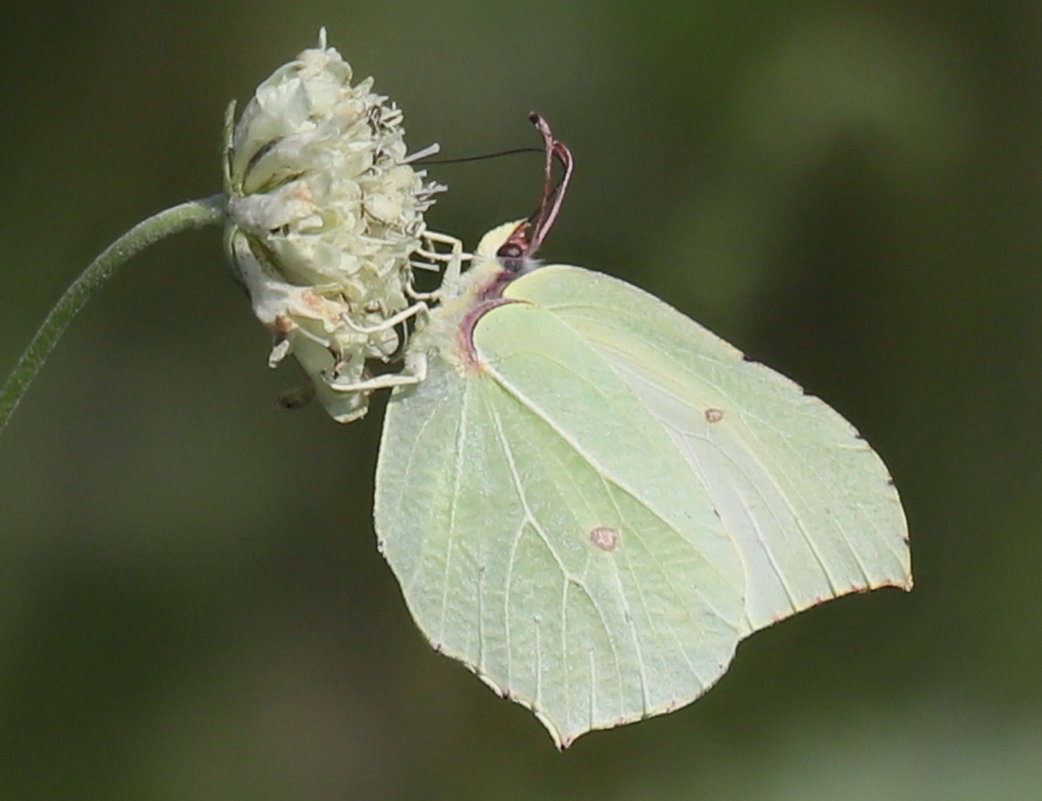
[374, 114, 911, 748]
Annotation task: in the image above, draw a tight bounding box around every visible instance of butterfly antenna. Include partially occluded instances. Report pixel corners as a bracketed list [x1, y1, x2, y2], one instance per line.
[499, 113, 574, 259]
[530, 113, 574, 253]
[422, 146, 543, 165]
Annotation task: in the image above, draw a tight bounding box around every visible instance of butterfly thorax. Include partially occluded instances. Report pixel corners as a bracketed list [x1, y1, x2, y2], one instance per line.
[408, 221, 534, 374]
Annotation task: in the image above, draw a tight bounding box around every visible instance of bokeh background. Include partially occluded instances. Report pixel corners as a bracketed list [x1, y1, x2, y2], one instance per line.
[1, 2, 1040, 799]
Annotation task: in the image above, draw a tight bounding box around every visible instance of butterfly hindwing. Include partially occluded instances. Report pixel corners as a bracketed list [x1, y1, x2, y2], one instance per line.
[505, 265, 911, 634]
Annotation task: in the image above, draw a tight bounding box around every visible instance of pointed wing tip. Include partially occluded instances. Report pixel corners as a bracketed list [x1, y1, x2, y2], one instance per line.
[536, 690, 713, 750]
[839, 571, 914, 600]
[532, 708, 573, 751]
[467, 656, 690, 751]
[870, 575, 913, 593]
[470, 666, 575, 750]
[876, 557, 913, 593]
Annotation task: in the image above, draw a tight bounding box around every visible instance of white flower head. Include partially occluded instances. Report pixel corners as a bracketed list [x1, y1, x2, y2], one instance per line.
[224, 29, 446, 422]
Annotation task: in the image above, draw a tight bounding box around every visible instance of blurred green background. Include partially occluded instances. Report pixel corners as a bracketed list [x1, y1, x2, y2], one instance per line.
[1, 1, 1040, 799]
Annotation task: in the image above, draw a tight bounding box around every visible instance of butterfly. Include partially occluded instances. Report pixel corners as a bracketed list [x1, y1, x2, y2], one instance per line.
[372, 114, 910, 748]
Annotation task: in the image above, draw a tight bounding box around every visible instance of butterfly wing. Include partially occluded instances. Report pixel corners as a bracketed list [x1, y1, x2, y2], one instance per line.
[505, 265, 911, 635]
[375, 299, 745, 747]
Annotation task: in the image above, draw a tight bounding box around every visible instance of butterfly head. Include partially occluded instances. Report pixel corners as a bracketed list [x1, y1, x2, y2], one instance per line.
[469, 114, 573, 300]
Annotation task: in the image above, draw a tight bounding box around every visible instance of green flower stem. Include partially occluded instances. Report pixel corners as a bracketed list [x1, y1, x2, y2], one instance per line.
[0, 193, 228, 434]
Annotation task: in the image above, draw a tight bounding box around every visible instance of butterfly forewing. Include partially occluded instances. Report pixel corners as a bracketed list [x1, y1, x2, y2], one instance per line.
[376, 297, 746, 747]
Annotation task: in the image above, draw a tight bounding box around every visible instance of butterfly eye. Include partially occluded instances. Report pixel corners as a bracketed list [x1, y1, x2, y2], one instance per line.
[496, 242, 525, 261]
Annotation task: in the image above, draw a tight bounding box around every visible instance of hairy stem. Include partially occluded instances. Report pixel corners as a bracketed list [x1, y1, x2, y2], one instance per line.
[0, 193, 228, 434]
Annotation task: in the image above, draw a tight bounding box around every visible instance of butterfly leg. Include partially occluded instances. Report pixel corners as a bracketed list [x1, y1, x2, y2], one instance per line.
[327, 350, 428, 393]
[342, 301, 429, 334]
[408, 231, 469, 300]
